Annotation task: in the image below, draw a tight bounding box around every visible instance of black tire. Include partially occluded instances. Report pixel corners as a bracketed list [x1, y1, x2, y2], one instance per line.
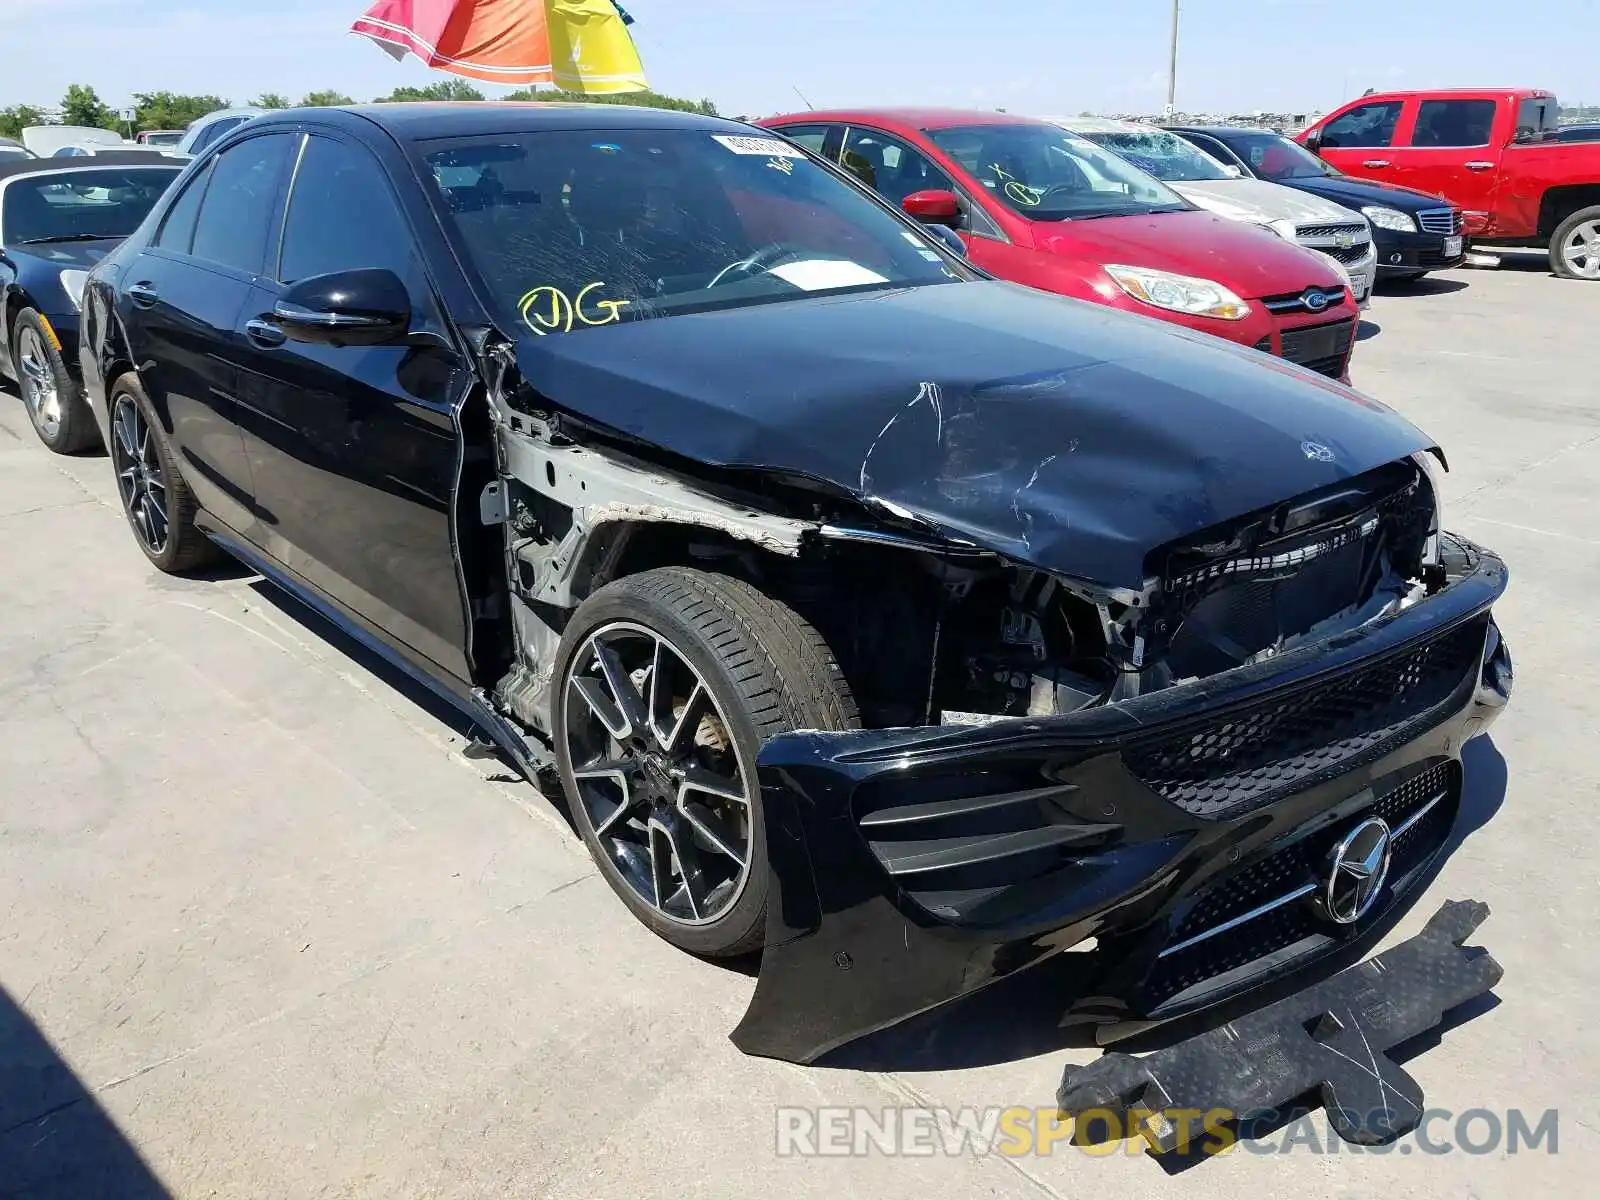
[12, 308, 98, 454]
[1549, 204, 1600, 280]
[108, 373, 218, 573]
[552, 566, 859, 958]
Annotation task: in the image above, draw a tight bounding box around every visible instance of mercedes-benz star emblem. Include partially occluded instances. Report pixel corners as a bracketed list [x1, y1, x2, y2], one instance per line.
[1322, 817, 1393, 925]
[1301, 440, 1336, 463]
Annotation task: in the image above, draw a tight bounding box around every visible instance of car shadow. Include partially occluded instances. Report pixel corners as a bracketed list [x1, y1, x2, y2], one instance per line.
[816, 737, 1508, 1075]
[1356, 318, 1381, 341]
[0, 984, 170, 1197]
[1377, 275, 1471, 296]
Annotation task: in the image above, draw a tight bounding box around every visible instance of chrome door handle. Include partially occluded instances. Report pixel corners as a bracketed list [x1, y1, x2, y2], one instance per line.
[1362, 159, 1391, 168]
[244, 318, 286, 348]
[127, 281, 159, 308]
[1465, 161, 1494, 170]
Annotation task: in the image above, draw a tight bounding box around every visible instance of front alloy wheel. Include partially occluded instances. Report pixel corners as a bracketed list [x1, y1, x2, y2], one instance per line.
[552, 567, 859, 958]
[111, 393, 170, 556]
[565, 621, 754, 926]
[17, 326, 62, 441]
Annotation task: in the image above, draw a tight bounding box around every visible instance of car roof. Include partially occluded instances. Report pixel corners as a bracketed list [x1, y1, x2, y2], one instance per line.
[1167, 125, 1277, 138]
[764, 107, 1048, 132]
[1047, 116, 1163, 135]
[264, 101, 756, 142]
[0, 154, 185, 183]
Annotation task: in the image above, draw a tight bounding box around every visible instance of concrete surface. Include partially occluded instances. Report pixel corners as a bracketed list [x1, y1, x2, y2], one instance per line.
[1, 255, 1596, 1198]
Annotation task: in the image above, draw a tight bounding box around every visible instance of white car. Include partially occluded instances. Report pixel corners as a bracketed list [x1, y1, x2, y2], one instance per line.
[1050, 117, 1378, 305]
[20, 125, 125, 158]
[173, 107, 276, 158]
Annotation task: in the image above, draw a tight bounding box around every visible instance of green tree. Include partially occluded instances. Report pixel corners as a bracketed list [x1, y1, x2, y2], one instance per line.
[131, 92, 229, 133]
[375, 80, 484, 103]
[0, 104, 47, 140]
[60, 83, 118, 130]
[300, 90, 356, 107]
[252, 92, 291, 110]
[503, 87, 716, 115]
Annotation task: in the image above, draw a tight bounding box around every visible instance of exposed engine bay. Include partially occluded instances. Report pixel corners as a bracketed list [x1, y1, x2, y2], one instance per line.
[480, 350, 1446, 739]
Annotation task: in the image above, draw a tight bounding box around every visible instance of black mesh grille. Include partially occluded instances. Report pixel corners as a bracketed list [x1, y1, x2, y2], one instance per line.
[1280, 319, 1355, 374]
[1141, 760, 1460, 1011]
[1124, 618, 1486, 817]
[1297, 222, 1369, 240]
[1323, 243, 1369, 265]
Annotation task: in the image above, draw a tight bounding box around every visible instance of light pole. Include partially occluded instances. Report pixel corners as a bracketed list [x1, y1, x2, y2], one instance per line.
[1165, 0, 1181, 119]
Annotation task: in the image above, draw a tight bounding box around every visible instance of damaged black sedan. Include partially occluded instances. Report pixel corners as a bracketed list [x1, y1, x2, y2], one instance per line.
[79, 104, 1512, 1064]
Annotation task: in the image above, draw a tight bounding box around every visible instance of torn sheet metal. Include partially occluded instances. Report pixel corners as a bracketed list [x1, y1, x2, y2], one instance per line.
[1055, 899, 1502, 1150]
[513, 280, 1434, 590]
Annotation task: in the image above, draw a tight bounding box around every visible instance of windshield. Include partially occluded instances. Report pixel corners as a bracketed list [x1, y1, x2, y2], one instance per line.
[419, 128, 969, 332]
[1077, 127, 1234, 182]
[1211, 131, 1333, 181]
[1, 167, 181, 243]
[927, 124, 1186, 220]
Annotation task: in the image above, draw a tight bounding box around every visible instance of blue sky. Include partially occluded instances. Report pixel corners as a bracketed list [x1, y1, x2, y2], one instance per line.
[4, 0, 1594, 117]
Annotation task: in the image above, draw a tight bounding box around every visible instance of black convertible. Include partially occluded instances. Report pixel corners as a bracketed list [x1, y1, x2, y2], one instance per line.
[79, 104, 1512, 1064]
[0, 153, 183, 451]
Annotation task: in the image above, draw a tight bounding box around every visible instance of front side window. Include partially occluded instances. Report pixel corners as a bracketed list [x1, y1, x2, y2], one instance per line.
[929, 124, 1187, 220]
[1320, 102, 1404, 148]
[839, 127, 955, 207]
[1411, 100, 1497, 148]
[1075, 126, 1233, 182]
[155, 161, 212, 252]
[278, 136, 412, 283]
[190, 134, 293, 274]
[420, 128, 970, 334]
[1, 168, 181, 244]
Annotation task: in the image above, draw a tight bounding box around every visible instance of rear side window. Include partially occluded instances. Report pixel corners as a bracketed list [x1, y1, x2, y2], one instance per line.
[1516, 97, 1560, 140]
[1411, 100, 1497, 147]
[1320, 101, 1404, 148]
[190, 134, 293, 274]
[155, 161, 212, 252]
[773, 125, 831, 156]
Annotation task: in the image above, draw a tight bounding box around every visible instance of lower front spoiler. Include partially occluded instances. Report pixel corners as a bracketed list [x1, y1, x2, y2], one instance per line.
[1056, 899, 1502, 1149]
[732, 537, 1509, 1065]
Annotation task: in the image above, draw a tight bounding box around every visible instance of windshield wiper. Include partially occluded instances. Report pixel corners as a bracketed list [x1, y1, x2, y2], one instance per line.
[13, 233, 121, 245]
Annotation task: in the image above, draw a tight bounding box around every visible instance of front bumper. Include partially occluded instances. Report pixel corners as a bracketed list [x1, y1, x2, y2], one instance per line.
[734, 535, 1510, 1064]
[1374, 228, 1467, 276]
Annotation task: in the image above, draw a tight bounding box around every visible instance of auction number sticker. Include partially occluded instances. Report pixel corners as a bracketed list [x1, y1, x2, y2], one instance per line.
[712, 134, 805, 158]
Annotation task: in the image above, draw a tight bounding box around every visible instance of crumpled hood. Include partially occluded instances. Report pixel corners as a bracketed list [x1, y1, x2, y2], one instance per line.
[1171, 177, 1361, 225]
[515, 280, 1432, 590]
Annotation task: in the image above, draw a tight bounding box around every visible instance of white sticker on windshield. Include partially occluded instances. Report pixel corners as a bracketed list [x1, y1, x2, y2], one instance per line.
[767, 260, 889, 291]
[712, 134, 805, 158]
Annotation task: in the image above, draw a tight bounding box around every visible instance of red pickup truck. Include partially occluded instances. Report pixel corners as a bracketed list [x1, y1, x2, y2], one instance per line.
[1298, 89, 1600, 280]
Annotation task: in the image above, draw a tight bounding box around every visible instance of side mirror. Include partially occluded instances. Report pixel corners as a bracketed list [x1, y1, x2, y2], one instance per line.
[901, 188, 961, 227]
[1301, 129, 1324, 155]
[273, 268, 411, 347]
[1222, 164, 1244, 178]
[922, 222, 967, 257]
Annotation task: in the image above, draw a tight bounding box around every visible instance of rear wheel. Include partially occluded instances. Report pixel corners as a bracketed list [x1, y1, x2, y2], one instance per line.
[108, 375, 217, 573]
[1550, 205, 1600, 279]
[551, 567, 858, 957]
[13, 308, 97, 454]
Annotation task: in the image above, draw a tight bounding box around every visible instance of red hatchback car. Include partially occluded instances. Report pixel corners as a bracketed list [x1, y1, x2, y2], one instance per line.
[762, 109, 1363, 379]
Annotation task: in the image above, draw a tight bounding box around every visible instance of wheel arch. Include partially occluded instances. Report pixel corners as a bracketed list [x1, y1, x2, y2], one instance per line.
[1536, 184, 1600, 239]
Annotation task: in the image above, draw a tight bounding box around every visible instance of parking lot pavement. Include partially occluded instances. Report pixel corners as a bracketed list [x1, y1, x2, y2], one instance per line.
[1, 260, 1596, 1198]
